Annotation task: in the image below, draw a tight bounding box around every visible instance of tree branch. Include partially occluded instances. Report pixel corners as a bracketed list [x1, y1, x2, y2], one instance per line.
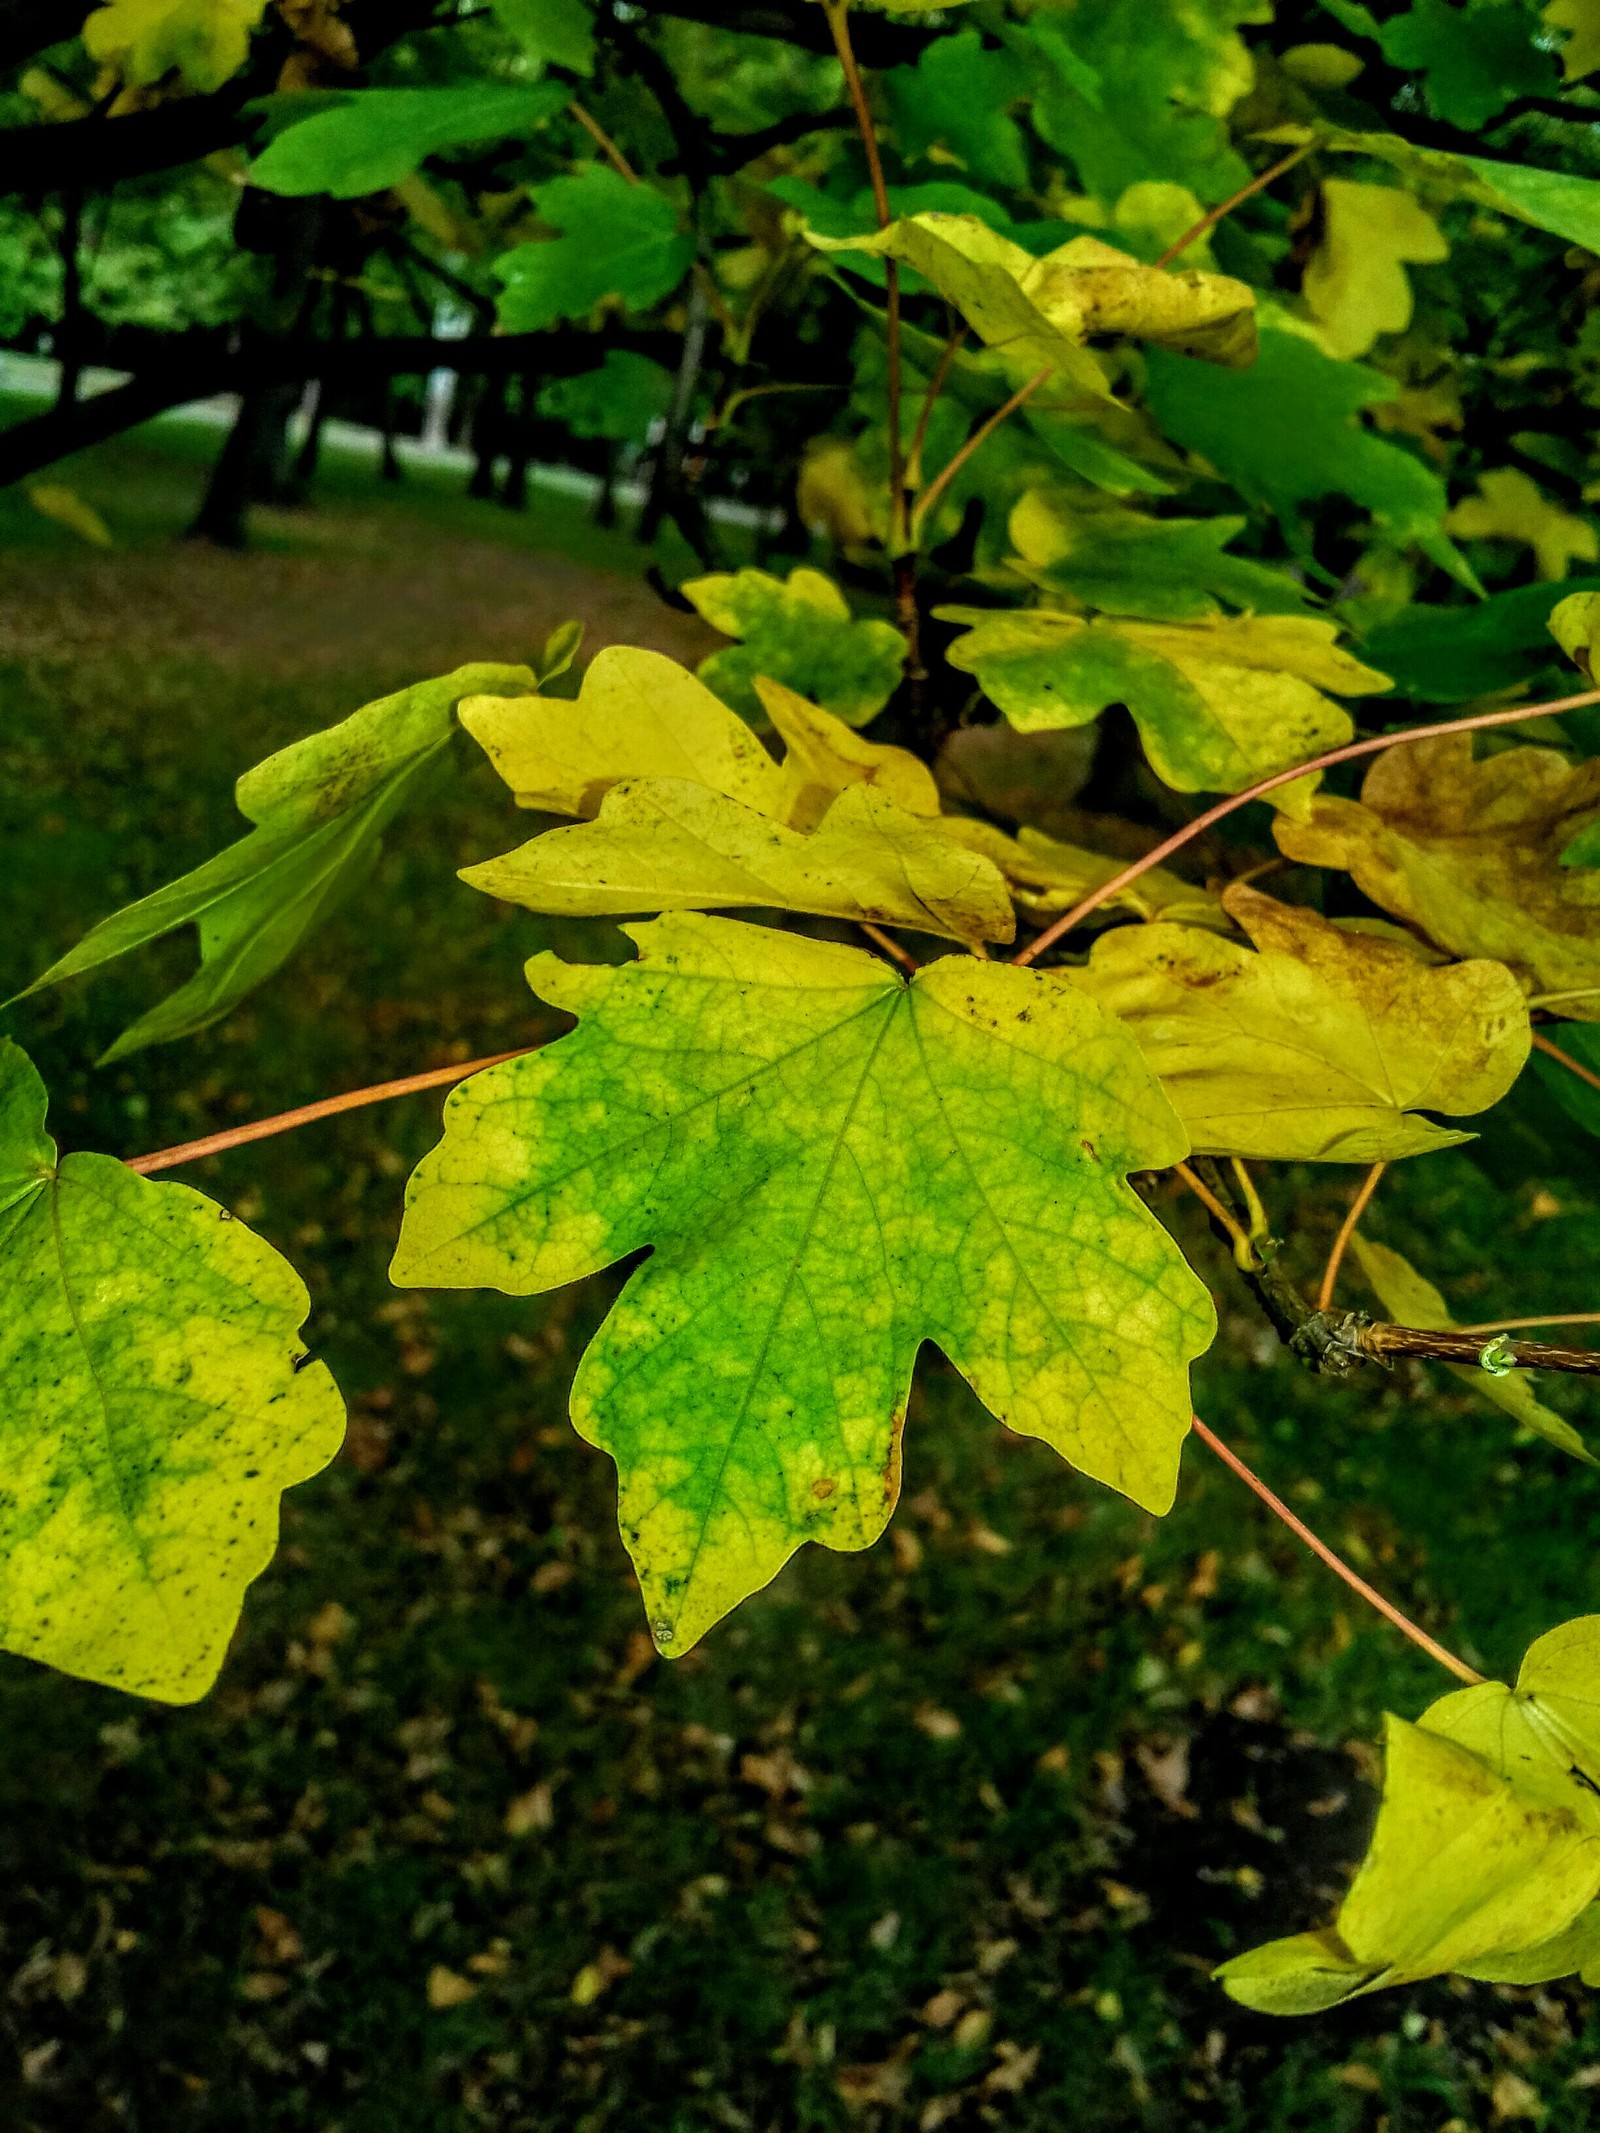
[0, 0, 81, 73]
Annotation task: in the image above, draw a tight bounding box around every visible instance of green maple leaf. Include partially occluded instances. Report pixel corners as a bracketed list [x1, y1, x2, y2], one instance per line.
[1007, 490, 1313, 622]
[680, 567, 908, 728]
[1377, 0, 1558, 128]
[1220, 1616, 1600, 2012]
[0, 1042, 344, 1702]
[391, 916, 1214, 1653]
[496, 165, 694, 332]
[10, 663, 534, 1060]
[884, 30, 1031, 190]
[537, 351, 675, 447]
[247, 85, 567, 198]
[489, 0, 595, 73]
[1145, 319, 1471, 582]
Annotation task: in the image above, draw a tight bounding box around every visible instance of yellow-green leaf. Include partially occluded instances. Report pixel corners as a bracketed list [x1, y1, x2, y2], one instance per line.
[1274, 736, 1600, 1017]
[1066, 884, 1530, 1162]
[939, 608, 1387, 795]
[935, 816, 1230, 932]
[1005, 487, 1313, 623]
[758, 677, 940, 830]
[0, 1041, 344, 1703]
[1213, 1931, 1381, 2015]
[1446, 468, 1600, 582]
[1546, 0, 1600, 80]
[681, 567, 908, 729]
[1351, 1236, 1591, 1462]
[460, 778, 1015, 948]
[83, 0, 268, 92]
[390, 916, 1214, 1654]
[804, 217, 1257, 396]
[1301, 179, 1448, 360]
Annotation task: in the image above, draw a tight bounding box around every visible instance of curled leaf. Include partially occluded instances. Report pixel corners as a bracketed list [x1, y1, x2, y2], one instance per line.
[1065, 884, 1530, 1161]
[1274, 736, 1600, 1017]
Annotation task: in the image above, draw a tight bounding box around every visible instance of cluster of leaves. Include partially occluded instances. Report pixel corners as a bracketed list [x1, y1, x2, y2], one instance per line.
[11, 0, 1600, 2028]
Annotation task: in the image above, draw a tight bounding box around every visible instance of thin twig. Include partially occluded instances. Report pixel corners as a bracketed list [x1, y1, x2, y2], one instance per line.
[857, 922, 919, 973]
[1012, 685, 1600, 967]
[1454, 1312, 1600, 1335]
[1532, 1028, 1600, 1095]
[1175, 1160, 1257, 1267]
[1229, 1158, 1271, 1249]
[568, 99, 638, 184]
[1529, 986, 1600, 1008]
[124, 1050, 535, 1176]
[912, 366, 1053, 540]
[904, 320, 967, 487]
[822, 0, 904, 547]
[1189, 1416, 1487, 1686]
[1153, 144, 1314, 270]
[1360, 1323, 1600, 1377]
[1318, 1162, 1386, 1313]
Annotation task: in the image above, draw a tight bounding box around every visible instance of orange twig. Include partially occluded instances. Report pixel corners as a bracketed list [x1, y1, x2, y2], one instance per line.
[1189, 1416, 1486, 1685]
[1318, 1162, 1386, 1313]
[568, 100, 637, 184]
[1454, 1311, 1600, 1335]
[1533, 1027, 1600, 1095]
[912, 365, 1053, 538]
[858, 922, 919, 973]
[124, 1049, 535, 1176]
[1012, 685, 1600, 967]
[1153, 144, 1313, 270]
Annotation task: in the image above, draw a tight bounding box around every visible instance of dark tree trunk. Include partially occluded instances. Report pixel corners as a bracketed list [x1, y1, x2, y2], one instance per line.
[468, 374, 504, 500]
[189, 381, 299, 546]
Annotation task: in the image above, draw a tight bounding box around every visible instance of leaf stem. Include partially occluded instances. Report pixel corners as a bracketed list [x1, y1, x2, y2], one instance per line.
[911, 365, 1053, 541]
[568, 99, 638, 185]
[1012, 685, 1600, 967]
[857, 922, 920, 973]
[1175, 1159, 1258, 1268]
[1454, 1312, 1600, 1335]
[1317, 1161, 1386, 1313]
[1189, 1415, 1487, 1685]
[904, 320, 967, 488]
[1229, 1157, 1271, 1249]
[1152, 144, 1313, 270]
[1532, 1028, 1600, 1095]
[124, 1050, 535, 1176]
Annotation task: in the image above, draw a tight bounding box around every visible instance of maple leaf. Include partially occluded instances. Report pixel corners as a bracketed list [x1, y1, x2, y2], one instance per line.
[82, 0, 268, 93]
[390, 916, 1214, 1652]
[11, 663, 536, 1060]
[1351, 1237, 1591, 1462]
[1377, 0, 1558, 128]
[1545, 0, 1600, 80]
[1005, 487, 1312, 623]
[1274, 736, 1600, 1017]
[1065, 884, 1530, 1162]
[536, 351, 675, 449]
[0, 1042, 344, 1701]
[490, 0, 596, 72]
[936, 816, 1230, 932]
[680, 567, 908, 728]
[1301, 180, 1448, 361]
[1220, 1618, 1600, 2011]
[938, 608, 1388, 796]
[1446, 468, 1600, 582]
[248, 85, 567, 198]
[495, 165, 694, 333]
[884, 28, 1030, 189]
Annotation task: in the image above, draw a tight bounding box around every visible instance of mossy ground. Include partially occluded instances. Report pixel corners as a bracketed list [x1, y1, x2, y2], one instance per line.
[2, 411, 1599, 2132]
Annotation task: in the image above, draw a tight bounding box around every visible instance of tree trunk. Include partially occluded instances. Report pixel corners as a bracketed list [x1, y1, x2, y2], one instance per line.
[189, 381, 298, 546]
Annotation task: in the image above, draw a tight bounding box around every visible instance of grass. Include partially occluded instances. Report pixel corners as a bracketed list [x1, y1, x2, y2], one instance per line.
[2, 411, 1600, 2130]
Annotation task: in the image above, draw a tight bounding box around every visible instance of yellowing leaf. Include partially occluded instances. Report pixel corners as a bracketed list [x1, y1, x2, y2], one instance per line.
[1302, 179, 1448, 360]
[0, 1042, 344, 1702]
[1065, 884, 1530, 1162]
[1006, 487, 1313, 622]
[797, 438, 880, 549]
[680, 566, 907, 728]
[1546, 0, 1600, 81]
[757, 677, 939, 831]
[461, 778, 1015, 948]
[1350, 1236, 1591, 1462]
[1447, 468, 1600, 582]
[390, 916, 1214, 1653]
[940, 607, 1387, 795]
[936, 816, 1230, 932]
[1222, 1617, 1600, 2013]
[1274, 736, 1600, 1018]
[12, 663, 535, 1060]
[83, 0, 269, 92]
[461, 647, 787, 819]
[27, 483, 113, 547]
[805, 216, 1257, 399]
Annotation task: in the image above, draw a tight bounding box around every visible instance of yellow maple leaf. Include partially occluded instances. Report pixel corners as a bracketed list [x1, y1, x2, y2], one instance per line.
[1302, 181, 1448, 360]
[1545, 0, 1600, 81]
[82, 0, 268, 93]
[1445, 468, 1599, 582]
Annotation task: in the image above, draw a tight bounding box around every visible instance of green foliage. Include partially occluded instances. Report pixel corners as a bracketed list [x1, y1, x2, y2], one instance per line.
[1375, 0, 1558, 128]
[390, 915, 1214, 1652]
[248, 85, 568, 198]
[489, 0, 595, 73]
[82, 0, 268, 94]
[0, 1041, 344, 1702]
[495, 165, 694, 332]
[10, 664, 535, 1059]
[535, 349, 675, 446]
[681, 566, 908, 726]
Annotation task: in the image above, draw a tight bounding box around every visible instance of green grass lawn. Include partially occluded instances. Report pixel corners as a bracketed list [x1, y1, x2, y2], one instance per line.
[2, 411, 1600, 2131]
